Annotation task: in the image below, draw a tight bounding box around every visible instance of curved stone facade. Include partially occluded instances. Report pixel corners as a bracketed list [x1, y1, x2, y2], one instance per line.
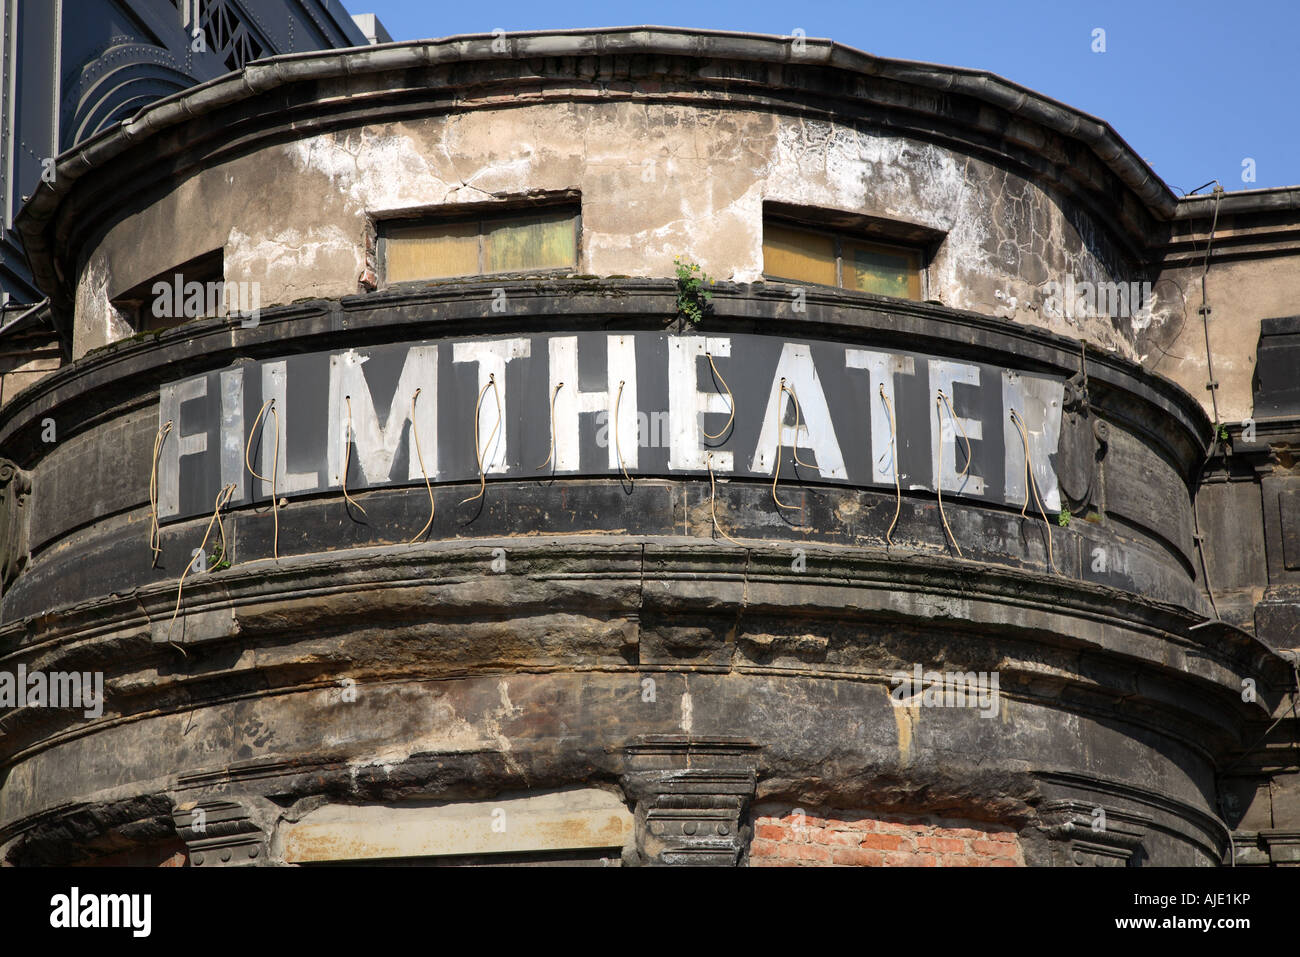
[3, 28, 1297, 867]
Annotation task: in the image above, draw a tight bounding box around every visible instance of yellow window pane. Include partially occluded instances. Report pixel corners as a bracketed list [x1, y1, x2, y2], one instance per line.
[385, 221, 479, 281]
[843, 242, 919, 299]
[484, 211, 576, 273]
[763, 224, 837, 286]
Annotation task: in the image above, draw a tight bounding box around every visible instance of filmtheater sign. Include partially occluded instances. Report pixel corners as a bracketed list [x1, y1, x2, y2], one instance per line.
[155, 331, 1064, 522]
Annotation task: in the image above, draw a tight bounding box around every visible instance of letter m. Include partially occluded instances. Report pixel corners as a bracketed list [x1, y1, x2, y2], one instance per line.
[327, 347, 437, 487]
[48, 672, 81, 708]
[101, 894, 130, 927]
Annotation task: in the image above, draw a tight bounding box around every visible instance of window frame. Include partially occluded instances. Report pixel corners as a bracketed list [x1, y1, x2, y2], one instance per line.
[377, 200, 582, 289]
[761, 218, 927, 301]
[110, 249, 226, 333]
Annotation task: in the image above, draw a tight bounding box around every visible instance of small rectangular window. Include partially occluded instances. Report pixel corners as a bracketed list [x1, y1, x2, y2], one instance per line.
[762, 219, 923, 300]
[111, 249, 225, 333]
[381, 204, 579, 285]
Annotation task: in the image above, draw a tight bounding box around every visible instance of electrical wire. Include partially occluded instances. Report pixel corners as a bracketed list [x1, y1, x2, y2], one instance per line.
[783, 381, 816, 470]
[341, 395, 367, 517]
[614, 379, 632, 486]
[409, 388, 435, 544]
[1010, 408, 1058, 575]
[148, 420, 173, 567]
[245, 399, 280, 560]
[771, 377, 800, 512]
[706, 452, 742, 546]
[460, 374, 500, 507]
[167, 482, 236, 651]
[878, 385, 901, 546]
[536, 382, 563, 471]
[934, 390, 971, 558]
[701, 353, 734, 440]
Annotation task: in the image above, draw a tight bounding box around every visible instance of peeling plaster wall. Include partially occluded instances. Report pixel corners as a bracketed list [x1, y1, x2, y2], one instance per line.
[1143, 254, 1300, 423]
[73, 101, 1140, 360]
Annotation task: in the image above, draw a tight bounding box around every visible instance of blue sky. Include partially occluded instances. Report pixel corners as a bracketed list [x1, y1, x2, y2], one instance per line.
[343, 0, 1298, 193]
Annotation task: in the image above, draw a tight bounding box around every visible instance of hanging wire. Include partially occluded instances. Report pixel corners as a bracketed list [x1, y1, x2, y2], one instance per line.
[460, 373, 501, 507]
[783, 381, 816, 469]
[701, 353, 735, 440]
[706, 452, 743, 546]
[245, 399, 280, 560]
[409, 388, 435, 544]
[341, 395, 368, 517]
[614, 380, 632, 486]
[167, 482, 237, 651]
[771, 377, 800, 511]
[148, 420, 174, 567]
[536, 382, 564, 471]
[934, 390, 971, 559]
[878, 384, 902, 546]
[1010, 408, 1058, 574]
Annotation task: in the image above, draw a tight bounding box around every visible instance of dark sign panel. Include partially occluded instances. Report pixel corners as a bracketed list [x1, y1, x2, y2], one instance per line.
[157, 330, 1064, 522]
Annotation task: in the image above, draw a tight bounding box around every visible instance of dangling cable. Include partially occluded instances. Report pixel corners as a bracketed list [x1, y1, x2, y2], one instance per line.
[460, 374, 501, 507]
[937, 390, 973, 483]
[167, 483, 236, 650]
[771, 377, 800, 511]
[701, 354, 734, 440]
[536, 382, 564, 471]
[342, 395, 367, 517]
[707, 452, 742, 546]
[934, 391, 968, 559]
[614, 380, 632, 486]
[1010, 408, 1058, 575]
[148, 420, 173, 567]
[878, 385, 901, 546]
[245, 399, 280, 560]
[783, 381, 817, 469]
[409, 388, 435, 544]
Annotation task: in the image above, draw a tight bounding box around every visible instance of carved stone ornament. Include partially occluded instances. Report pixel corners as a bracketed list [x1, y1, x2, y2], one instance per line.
[173, 801, 267, 867]
[0, 459, 32, 593]
[1039, 800, 1150, 866]
[1056, 375, 1107, 512]
[623, 736, 760, 866]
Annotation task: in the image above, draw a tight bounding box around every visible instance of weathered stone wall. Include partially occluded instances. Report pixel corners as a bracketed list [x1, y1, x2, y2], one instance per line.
[71, 101, 1138, 360]
[1143, 207, 1300, 425]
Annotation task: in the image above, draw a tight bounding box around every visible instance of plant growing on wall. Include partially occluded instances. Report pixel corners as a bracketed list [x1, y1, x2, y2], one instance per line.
[1057, 507, 1071, 527]
[207, 542, 232, 571]
[674, 257, 714, 325]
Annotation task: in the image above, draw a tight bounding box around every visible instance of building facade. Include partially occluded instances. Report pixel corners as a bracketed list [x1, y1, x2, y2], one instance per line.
[1, 28, 1297, 866]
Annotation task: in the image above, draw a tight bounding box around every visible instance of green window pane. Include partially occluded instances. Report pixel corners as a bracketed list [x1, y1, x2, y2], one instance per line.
[484, 211, 576, 273]
[844, 242, 919, 299]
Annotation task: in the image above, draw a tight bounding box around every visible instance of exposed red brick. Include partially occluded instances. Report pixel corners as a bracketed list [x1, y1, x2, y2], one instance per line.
[748, 837, 784, 858]
[860, 832, 907, 851]
[883, 851, 937, 867]
[747, 805, 1023, 867]
[970, 840, 1019, 858]
[754, 823, 787, 842]
[832, 847, 886, 866]
[916, 836, 966, 853]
